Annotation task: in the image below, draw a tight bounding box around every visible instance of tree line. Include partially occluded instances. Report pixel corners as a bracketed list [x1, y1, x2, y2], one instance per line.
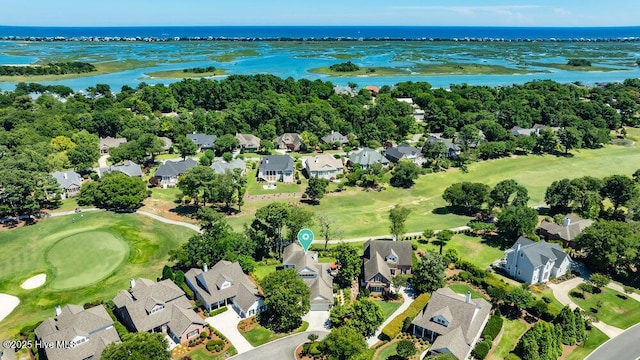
[0, 62, 96, 76]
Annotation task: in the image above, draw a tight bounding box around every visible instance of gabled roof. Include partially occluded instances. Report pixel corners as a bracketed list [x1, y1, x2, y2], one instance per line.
[211, 159, 246, 175]
[321, 131, 349, 145]
[170, 305, 206, 337]
[426, 136, 461, 152]
[155, 158, 198, 178]
[507, 237, 570, 269]
[539, 214, 593, 242]
[283, 243, 319, 275]
[430, 326, 470, 360]
[259, 155, 294, 172]
[334, 85, 357, 96]
[349, 147, 389, 166]
[385, 144, 422, 162]
[187, 133, 217, 148]
[100, 136, 127, 149]
[52, 170, 82, 189]
[97, 160, 142, 177]
[35, 304, 120, 360]
[363, 240, 412, 282]
[305, 154, 343, 172]
[158, 137, 173, 151]
[282, 243, 333, 306]
[236, 133, 261, 148]
[412, 287, 491, 356]
[275, 133, 303, 147]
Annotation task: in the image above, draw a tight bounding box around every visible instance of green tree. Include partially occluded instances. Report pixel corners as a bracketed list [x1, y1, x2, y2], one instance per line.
[306, 176, 329, 204]
[589, 273, 611, 289]
[68, 142, 99, 171]
[434, 229, 453, 255]
[496, 206, 538, 239]
[397, 340, 417, 359]
[535, 128, 558, 153]
[389, 205, 411, 240]
[442, 182, 490, 212]
[214, 134, 239, 155]
[544, 179, 577, 210]
[175, 135, 198, 159]
[50, 135, 76, 152]
[601, 174, 638, 209]
[390, 159, 421, 188]
[329, 299, 384, 336]
[319, 326, 368, 360]
[286, 206, 315, 243]
[318, 215, 335, 250]
[334, 243, 361, 287]
[162, 265, 174, 281]
[555, 306, 577, 345]
[246, 202, 291, 258]
[573, 308, 586, 343]
[102, 332, 170, 360]
[90, 172, 147, 210]
[412, 251, 446, 294]
[489, 179, 529, 209]
[260, 269, 310, 332]
[506, 286, 534, 314]
[577, 220, 639, 273]
[558, 127, 583, 154]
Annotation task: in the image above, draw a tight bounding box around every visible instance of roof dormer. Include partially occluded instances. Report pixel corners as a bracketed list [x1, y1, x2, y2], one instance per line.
[386, 249, 398, 263]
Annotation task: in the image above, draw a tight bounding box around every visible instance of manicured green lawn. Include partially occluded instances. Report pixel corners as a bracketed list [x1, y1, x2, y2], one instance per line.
[241, 321, 309, 347]
[373, 300, 403, 320]
[185, 346, 238, 360]
[414, 234, 505, 269]
[245, 172, 303, 196]
[374, 341, 399, 360]
[569, 287, 640, 329]
[566, 327, 609, 360]
[535, 288, 564, 316]
[54, 197, 92, 212]
[448, 284, 484, 299]
[46, 231, 129, 290]
[0, 212, 195, 339]
[252, 265, 277, 281]
[488, 318, 527, 360]
[151, 188, 183, 203]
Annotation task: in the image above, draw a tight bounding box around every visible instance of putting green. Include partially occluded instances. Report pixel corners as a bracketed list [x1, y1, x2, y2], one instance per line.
[46, 231, 128, 290]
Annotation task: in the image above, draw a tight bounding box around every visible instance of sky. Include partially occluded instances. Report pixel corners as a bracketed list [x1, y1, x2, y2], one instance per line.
[1, 0, 638, 27]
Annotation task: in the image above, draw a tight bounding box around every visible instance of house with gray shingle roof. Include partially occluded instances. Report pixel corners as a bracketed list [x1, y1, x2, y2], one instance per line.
[412, 288, 491, 360]
[154, 158, 198, 188]
[282, 243, 334, 311]
[426, 136, 461, 159]
[187, 133, 217, 151]
[501, 236, 572, 284]
[385, 144, 425, 165]
[305, 154, 343, 180]
[348, 147, 389, 169]
[211, 159, 246, 176]
[34, 304, 121, 360]
[51, 170, 82, 199]
[99, 136, 127, 155]
[158, 137, 173, 152]
[275, 133, 304, 152]
[362, 240, 412, 294]
[235, 133, 261, 152]
[112, 278, 205, 345]
[321, 131, 349, 147]
[257, 155, 294, 183]
[185, 261, 265, 318]
[96, 160, 143, 178]
[538, 214, 593, 247]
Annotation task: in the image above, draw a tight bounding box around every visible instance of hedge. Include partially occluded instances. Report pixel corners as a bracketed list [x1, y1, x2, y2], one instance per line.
[472, 340, 491, 360]
[210, 307, 228, 316]
[206, 339, 225, 353]
[381, 293, 430, 340]
[180, 282, 195, 299]
[482, 315, 503, 340]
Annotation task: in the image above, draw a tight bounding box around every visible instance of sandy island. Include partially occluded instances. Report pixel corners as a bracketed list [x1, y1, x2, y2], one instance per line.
[21, 273, 46, 290]
[0, 294, 19, 322]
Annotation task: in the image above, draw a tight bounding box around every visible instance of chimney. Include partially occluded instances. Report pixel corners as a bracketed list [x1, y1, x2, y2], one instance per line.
[203, 263, 208, 273]
[55, 305, 62, 316]
[311, 251, 318, 262]
[63, 172, 68, 180]
[465, 291, 471, 304]
[130, 278, 135, 289]
[265, 158, 269, 164]
[563, 217, 571, 227]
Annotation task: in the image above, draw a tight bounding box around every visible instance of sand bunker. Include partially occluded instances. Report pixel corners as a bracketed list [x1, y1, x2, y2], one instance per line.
[0, 293, 19, 322]
[21, 273, 46, 289]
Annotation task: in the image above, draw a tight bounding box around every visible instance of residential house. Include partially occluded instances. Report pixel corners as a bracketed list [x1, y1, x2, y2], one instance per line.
[235, 133, 261, 152]
[211, 159, 246, 176]
[96, 160, 143, 177]
[510, 124, 546, 137]
[396, 98, 414, 105]
[154, 158, 198, 188]
[113, 278, 206, 345]
[159, 137, 173, 152]
[501, 236, 572, 284]
[275, 133, 304, 152]
[34, 304, 121, 360]
[282, 243, 334, 311]
[426, 136, 461, 159]
[257, 155, 294, 183]
[0, 342, 15, 360]
[385, 144, 425, 165]
[304, 154, 344, 180]
[185, 261, 265, 318]
[348, 147, 389, 169]
[321, 131, 349, 147]
[538, 214, 593, 247]
[187, 133, 217, 151]
[412, 288, 491, 360]
[364, 85, 380, 96]
[362, 240, 412, 294]
[51, 170, 82, 199]
[100, 137, 127, 155]
[333, 85, 357, 97]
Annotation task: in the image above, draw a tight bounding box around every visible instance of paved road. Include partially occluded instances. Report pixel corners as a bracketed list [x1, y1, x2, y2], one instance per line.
[206, 308, 254, 354]
[586, 323, 640, 360]
[367, 287, 414, 346]
[230, 331, 328, 360]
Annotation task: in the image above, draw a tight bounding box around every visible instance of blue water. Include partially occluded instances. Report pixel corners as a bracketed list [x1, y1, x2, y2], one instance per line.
[1, 26, 640, 40]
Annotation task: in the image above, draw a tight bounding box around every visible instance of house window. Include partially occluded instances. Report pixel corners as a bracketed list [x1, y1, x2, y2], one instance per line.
[187, 329, 199, 339]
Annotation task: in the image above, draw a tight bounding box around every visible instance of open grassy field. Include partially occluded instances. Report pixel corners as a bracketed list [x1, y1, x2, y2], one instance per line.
[487, 318, 528, 360]
[245, 172, 303, 196]
[414, 234, 505, 269]
[0, 212, 195, 339]
[569, 287, 640, 329]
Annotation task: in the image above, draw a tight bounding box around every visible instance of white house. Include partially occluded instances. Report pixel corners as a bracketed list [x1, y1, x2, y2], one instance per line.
[257, 155, 294, 183]
[502, 236, 572, 284]
[304, 154, 344, 180]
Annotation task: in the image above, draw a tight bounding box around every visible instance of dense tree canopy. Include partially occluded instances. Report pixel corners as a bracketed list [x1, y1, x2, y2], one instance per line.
[260, 269, 310, 332]
[319, 326, 368, 360]
[102, 332, 170, 360]
[412, 251, 446, 294]
[576, 220, 639, 275]
[78, 172, 147, 210]
[496, 206, 538, 239]
[443, 182, 490, 212]
[334, 243, 361, 287]
[329, 299, 384, 336]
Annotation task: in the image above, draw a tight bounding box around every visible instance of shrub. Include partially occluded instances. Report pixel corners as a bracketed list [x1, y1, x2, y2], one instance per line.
[505, 354, 522, 360]
[180, 282, 194, 299]
[396, 340, 417, 359]
[482, 315, 503, 340]
[200, 331, 208, 339]
[113, 320, 129, 338]
[472, 340, 491, 360]
[402, 316, 413, 333]
[210, 307, 228, 316]
[623, 285, 636, 294]
[578, 283, 595, 294]
[542, 296, 552, 304]
[206, 339, 225, 353]
[381, 293, 430, 340]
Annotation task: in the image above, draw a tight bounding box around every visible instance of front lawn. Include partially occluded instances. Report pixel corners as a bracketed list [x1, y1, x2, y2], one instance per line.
[374, 341, 398, 360]
[373, 300, 403, 320]
[488, 318, 528, 360]
[239, 318, 309, 347]
[179, 346, 238, 360]
[569, 287, 640, 329]
[449, 284, 484, 299]
[566, 327, 609, 360]
[414, 234, 505, 269]
[252, 265, 277, 281]
[246, 174, 303, 196]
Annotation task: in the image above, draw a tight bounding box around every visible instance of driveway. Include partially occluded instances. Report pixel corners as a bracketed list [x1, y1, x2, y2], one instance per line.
[303, 310, 330, 331]
[586, 323, 640, 360]
[230, 331, 328, 360]
[206, 307, 254, 354]
[367, 287, 414, 347]
[98, 154, 109, 167]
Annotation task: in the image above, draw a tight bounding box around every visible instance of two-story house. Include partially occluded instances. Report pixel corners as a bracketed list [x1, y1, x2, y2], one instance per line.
[502, 236, 572, 284]
[282, 243, 334, 311]
[348, 147, 389, 169]
[275, 133, 304, 152]
[362, 240, 412, 294]
[257, 155, 294, 183]
[385, 144, 425, 165]
[538, 214, 593, 247]
[425, 136, 461, 159]
[304, 154, 344, 180]
[187, 133, 217, 151]
[321, 131, 349, 148]
[235, 133, 261, 152]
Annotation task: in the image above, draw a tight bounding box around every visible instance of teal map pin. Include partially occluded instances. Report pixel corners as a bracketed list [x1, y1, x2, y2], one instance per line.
[297, 228, 314, 253]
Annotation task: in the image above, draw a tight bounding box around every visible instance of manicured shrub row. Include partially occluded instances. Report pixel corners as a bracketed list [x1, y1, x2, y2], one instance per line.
[209, 307, 228, 316]
[381, 293, 430, 340]
[206, 339, 225, 352]
[482, 315, 504, 340]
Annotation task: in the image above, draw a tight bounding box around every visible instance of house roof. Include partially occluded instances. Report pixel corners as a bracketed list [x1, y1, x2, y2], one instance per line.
[211, 159, 246, 175]
[155, 158, 198, 178]
[507, 237, 571, 269]
[283, 243, 333, 305]
[321, 131, 349, 145]
[412, 287, 491, 356]
[52, 170, 82, 189]
[362, 240, 413, 282]
[305, 154, 343, 173]
[275, 133, 303, 148]
[187, 133, 217, 148]
[97, 160, 142, 177]
[426, 136, 461, 152]
[306, 263, 334, 306]
[100, 136, 127, 149]
[334, 85, 357, 96]
[349, 147, 389, 167]
[159, 137, 173, 151]
[364, 85, 380, 94]
[185, 261, 261, 313]
[236, 133, 261, 148]
[430, 326, 470, 360]
[385, 144, 422, 162]
[35, 304, 120, 360]
[259, 155, 294, 172]
[539, 214, 593, 242]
